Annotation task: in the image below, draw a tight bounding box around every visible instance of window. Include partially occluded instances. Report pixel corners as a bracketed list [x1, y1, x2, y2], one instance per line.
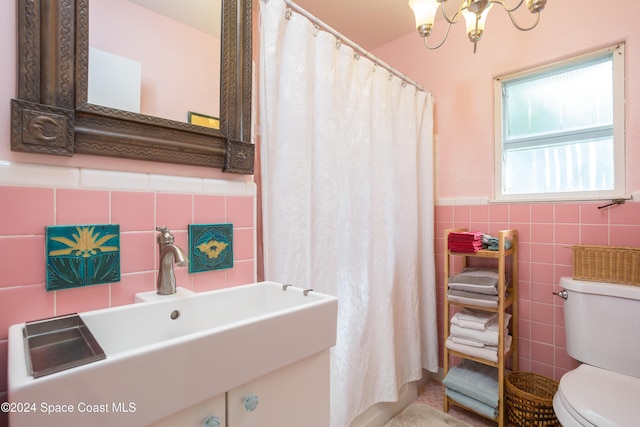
[494, 44, 625, 201]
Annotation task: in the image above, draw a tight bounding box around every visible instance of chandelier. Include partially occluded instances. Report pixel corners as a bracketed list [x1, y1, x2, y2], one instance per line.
[408, 0, 547, 53]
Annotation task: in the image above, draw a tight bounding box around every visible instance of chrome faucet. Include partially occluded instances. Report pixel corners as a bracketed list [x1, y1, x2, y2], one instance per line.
[156, 226, 188, 295]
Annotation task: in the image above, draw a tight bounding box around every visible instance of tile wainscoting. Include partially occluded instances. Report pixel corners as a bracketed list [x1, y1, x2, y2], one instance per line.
[0, 162, 257, 402]
[435, 197, 640, 380]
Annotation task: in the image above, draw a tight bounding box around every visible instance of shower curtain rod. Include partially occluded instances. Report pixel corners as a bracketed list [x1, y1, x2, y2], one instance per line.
[282, 0, 427, 93]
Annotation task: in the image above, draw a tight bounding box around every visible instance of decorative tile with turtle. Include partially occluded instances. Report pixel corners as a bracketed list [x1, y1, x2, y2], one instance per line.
[188, 224, 233, 273]
[45, 224, 121, 291]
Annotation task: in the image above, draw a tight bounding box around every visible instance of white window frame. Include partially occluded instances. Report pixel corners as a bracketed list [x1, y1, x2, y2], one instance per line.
[494, 43, 626, 202]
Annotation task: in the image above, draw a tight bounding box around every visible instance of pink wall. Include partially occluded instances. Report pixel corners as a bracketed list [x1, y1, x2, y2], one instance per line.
[373, 0, 640, 379]
[374, 0, 640, 199]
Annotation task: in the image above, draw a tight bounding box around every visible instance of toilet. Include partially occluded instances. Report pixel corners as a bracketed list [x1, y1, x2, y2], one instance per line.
[553, 277, 640, 426]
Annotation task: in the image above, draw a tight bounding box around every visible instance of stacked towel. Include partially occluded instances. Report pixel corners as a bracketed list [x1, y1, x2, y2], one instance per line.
[447, 290, 500, 308]
[450, 312, 511, 346]
[481, 234, 513, 251]
[450, 308, 496, 330]
[446, 308, 512, 362]
[445, 335, 512, 363]
[447, 268, 500, 295]
[443, 360, 500, 418]
[448, 231, 483, 253]
[447, 268, 504, 308]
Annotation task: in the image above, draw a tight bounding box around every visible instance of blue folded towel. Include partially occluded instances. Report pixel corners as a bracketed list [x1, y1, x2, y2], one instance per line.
[482, 234, 512, 251]
[442, 360, 499, 407]
[445, 387, 498, 419]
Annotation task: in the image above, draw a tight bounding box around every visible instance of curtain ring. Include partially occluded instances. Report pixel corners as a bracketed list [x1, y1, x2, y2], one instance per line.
[402, 81, 407, 88]
[373, 62, 378, 72]
[336, 39, 341, 49]
[354, 53, 360, 61]
[388, 73, 393, 81]
[313, 25, 319, 37]
[285, 7, 292, 20]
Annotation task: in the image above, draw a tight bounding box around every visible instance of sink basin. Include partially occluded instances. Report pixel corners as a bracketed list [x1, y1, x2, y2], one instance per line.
[8, 281, 338, 426]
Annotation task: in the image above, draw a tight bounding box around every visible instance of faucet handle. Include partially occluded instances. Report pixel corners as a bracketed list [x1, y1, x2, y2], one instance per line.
[156, 226, 175, 244]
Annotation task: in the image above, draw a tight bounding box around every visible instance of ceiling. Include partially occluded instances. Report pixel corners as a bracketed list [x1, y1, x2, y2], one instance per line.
[126, 0, 418, 52]
[293, 0, 417, 51]
[128, 0, 222, 37]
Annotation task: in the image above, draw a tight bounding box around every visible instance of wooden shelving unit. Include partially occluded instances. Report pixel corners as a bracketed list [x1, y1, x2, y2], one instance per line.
[443, 228, 519, 427]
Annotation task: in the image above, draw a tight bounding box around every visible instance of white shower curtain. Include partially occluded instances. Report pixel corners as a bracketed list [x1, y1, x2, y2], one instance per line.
[259, 1, 439, 426]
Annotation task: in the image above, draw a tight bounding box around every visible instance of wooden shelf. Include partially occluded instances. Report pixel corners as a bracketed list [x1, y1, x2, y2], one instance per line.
[448, 247, 515, 259]
[443, 228, 519, 427]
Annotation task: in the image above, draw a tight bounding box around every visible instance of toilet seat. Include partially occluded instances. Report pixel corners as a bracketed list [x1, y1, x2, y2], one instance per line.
[553, 386, 596, 426]
[554, 364, 640, 427]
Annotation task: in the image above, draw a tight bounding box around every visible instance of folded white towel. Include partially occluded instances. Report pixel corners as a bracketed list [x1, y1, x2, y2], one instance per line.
[489, 313, 511, 330]
[445, 335, 513, 363]
[450, 336, 487, 348]
[450, 317, 488, 331]
[456, 308, 497, 324]
[450, 324, 503, 346]
[450, 309, 497, 331]
[450, 313, 512, 345]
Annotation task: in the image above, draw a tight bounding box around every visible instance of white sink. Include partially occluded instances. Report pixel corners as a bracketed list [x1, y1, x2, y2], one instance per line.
[8, 281, 338, 426]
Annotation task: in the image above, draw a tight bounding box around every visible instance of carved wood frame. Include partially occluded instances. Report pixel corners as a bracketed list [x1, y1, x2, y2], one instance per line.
[11, 0, 254, 174]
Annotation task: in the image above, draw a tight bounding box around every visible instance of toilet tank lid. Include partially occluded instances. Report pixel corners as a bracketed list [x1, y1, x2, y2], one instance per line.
[559, 277, 640, 300]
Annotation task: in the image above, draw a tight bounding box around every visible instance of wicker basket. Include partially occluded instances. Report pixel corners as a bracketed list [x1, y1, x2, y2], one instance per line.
[571, 245, 640, 285]
[505, 372, 560, 427]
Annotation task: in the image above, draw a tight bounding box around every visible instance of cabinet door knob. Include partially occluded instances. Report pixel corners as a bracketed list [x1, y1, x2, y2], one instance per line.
[203, 415, 221, 427]
[243, 394, 260, 412]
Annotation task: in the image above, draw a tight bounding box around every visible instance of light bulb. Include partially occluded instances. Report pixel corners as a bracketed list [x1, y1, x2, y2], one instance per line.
[408, 0, 440, 36]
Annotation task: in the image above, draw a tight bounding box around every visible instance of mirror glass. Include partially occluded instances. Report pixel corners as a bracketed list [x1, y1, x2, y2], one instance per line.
[88, 0, 222, 126]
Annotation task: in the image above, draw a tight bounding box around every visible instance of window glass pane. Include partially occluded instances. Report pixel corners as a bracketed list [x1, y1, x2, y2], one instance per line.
[504, 57, 613, 141]
[504, 137, 614, 195]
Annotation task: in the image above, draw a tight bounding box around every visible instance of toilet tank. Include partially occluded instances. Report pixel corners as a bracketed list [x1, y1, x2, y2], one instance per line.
[559, 277, 640, 379]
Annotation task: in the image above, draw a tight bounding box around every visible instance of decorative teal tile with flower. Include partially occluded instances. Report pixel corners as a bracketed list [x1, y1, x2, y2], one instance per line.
[46, 224, 121, 291]
[188, 224, 233, 273]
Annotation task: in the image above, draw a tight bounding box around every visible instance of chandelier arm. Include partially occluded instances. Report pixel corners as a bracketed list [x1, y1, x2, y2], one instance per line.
[472, 13, 479, 54]
[506, 9, 541, 31]
[423, 21, 454, 50]
[491, 0, 525, 13]
[441, 0, 463, 25]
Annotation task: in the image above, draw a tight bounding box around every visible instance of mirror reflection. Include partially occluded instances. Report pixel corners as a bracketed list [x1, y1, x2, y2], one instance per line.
[88, 0, 222, 126]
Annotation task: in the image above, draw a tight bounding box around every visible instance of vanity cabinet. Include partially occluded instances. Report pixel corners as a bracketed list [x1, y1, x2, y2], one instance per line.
[151, 350, 330, 427]
[442, 228, 518, 427]
[227, 350, 330, 427]
[152, 394, 226, 427]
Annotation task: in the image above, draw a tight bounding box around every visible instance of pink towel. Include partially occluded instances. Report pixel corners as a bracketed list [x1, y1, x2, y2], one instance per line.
[448, 231, 483, 253]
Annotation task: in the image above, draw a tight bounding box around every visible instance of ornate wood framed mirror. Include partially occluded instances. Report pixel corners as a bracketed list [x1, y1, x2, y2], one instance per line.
[11, 0, 254, 174]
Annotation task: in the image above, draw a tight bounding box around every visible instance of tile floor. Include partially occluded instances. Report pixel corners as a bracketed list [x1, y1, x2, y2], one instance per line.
[417, 380, 496, 427]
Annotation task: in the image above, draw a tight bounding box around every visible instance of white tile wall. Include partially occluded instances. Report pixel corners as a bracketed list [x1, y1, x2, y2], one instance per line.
[0, 161, 255, 196]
